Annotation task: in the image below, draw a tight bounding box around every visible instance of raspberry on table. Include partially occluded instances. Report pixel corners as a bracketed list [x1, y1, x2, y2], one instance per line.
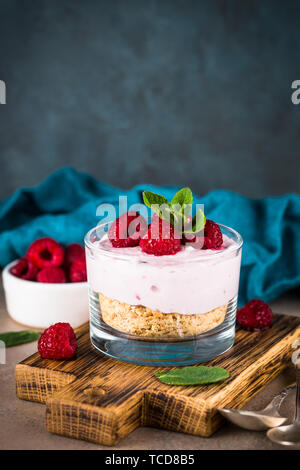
[108, 211, 148, 248]
[64, 243, 85, 266]
[27, 237, 65, 269]
[237, 299, 273, 331]
[38, 322, 77, 359]
[69, 258, 87, 282]
[203, 220, 223, 249]
[10, 257, 39, 281]
[37, 266, 67, 283]
[140, 214, 181, 256]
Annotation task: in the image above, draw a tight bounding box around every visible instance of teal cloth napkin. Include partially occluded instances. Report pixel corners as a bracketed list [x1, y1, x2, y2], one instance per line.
[1, 167, 300, 306]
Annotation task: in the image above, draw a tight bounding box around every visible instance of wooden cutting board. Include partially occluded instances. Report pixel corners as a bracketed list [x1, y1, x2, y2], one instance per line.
[15, 314, 300, 446]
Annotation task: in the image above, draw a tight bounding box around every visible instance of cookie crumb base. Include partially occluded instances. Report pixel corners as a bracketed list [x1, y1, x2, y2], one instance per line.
[98, 293, 227, 338]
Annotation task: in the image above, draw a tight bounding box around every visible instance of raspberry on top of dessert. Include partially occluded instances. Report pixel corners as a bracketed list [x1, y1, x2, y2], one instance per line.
[108, 187, 223, 256]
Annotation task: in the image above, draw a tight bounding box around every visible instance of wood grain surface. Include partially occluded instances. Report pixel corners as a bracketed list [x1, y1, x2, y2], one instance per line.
[15, 314, 300, 446]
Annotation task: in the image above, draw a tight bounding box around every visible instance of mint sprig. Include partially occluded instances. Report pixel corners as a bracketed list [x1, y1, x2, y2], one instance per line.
[155, 366, 229, 386]
[142, 187, 206, 234]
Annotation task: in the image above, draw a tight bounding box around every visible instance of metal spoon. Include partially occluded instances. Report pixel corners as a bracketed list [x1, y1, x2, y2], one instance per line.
[219, 383, 295, 431]
[267, 367, 300, 447]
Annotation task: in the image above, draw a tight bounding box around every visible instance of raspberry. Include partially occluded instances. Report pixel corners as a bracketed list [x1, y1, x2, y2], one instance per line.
[10, 257, 39, 281]
[69, 258, 87, 282]
[237, 299, 273, 331]
[182, 233, 204, 248]
[108, 211, 148, 248]
[64, 243, 85, 266]
[182, 232, 196, 243]
[37, 266, 66, 283]
[38, 322, 77, 359]
[27, 237, 65, 269]
[203, 220, 223, 249]
[140, 214, 181, 256]
[181, 216, 204, 247]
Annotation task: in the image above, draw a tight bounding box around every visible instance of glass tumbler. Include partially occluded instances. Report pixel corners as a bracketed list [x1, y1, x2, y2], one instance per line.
[85, 223, 243, 366]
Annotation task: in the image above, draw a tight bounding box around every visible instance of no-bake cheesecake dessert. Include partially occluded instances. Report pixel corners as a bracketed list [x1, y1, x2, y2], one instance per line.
[85, 188, 242, 340]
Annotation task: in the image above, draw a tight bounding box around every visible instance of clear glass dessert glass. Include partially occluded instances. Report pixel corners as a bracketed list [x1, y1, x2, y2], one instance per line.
[85, 222, 243, 366]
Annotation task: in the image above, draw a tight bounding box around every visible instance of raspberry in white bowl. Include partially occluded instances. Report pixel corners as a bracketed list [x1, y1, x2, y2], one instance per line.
[85, 188, 243, 366]
[2, 238, 88, 329]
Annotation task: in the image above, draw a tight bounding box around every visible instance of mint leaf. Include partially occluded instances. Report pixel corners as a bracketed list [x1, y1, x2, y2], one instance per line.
[142, 188, 205, 234]
[142, 191, 170, 220]
[170, 188, 193, 229]
[183, 209, 206, 234]
[0, 330, 40, 347]
[155, 366, 229, 385]
[143, 191, 169, 209]
[171, 187, 193, 207]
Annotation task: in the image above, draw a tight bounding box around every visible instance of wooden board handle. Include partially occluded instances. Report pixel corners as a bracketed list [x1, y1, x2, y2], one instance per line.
[46, 372, 143, 446]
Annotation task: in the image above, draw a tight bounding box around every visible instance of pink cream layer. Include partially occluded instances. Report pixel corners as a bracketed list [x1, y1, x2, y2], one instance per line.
[86, 234, 242, 315]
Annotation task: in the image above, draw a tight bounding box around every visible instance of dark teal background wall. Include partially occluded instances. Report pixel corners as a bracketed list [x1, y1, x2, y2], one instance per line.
[0, 0, 300, 200]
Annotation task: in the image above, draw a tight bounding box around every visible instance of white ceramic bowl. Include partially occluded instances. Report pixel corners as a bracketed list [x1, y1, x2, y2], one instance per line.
[2, 260, 89, 329]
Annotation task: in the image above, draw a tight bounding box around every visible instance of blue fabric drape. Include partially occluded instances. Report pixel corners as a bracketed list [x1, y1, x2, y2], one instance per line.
[1, 167, 299, 305]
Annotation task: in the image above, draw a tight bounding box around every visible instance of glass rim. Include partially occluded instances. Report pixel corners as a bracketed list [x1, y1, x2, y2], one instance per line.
[84, 221, 243, 263]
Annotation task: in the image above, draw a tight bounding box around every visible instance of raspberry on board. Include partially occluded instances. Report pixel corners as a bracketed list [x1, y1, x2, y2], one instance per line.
[237, 299, 273, 331]
[38, 322, 77, 359]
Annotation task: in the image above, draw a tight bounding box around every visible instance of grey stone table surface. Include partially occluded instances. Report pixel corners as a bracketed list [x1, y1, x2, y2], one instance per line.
[0, 278, 299, 451]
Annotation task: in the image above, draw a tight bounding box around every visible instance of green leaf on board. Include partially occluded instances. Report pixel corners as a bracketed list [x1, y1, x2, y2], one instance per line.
[155, 366, 229, 385]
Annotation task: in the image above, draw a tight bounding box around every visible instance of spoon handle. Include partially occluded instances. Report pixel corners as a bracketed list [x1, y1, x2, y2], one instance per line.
[295, 367, 300, 423]
[264, 383, 296, 413]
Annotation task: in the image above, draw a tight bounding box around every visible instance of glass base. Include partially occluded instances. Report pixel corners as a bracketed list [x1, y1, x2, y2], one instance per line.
[89, 290, 237, 366]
